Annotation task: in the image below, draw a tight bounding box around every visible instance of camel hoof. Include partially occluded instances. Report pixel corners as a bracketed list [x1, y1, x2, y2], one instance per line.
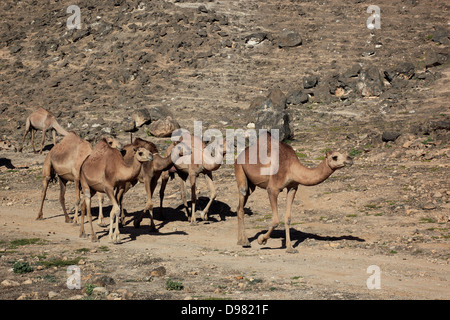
[36, 217, 43, 221]
[257, 234, 267, 246]
[65, 218, 73, 223]
[98, 223, 108, 228]
[286, 247, 298, 254]
[79, 233, 87, 239]
[91, 237, 99, 243]
[237, 239, 251, 247]
[200, 211, 208, 221]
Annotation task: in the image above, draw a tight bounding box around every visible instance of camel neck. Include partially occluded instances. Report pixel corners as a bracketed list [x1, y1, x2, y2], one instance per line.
[117, 156, 142, 183]
[154, 153, 174, 171]
[291, 158, 334, 186]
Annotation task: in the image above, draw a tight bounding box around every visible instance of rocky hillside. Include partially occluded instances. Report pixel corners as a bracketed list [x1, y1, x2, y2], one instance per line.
[0, 0, 449, 147]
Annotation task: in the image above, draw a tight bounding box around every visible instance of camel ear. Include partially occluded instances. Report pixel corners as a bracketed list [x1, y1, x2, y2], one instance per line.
[325, 151, 332, 157]
[133, 147, 137, 152]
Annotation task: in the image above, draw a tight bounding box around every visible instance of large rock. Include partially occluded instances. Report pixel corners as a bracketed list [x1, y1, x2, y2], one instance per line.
[357, 66, 384, 97]
[147, 116, 180, 137]
[248, 89, 292, 141]
[303, 75, 318, 89]
[384, 62, 415, 81]
[286, 88, 308, 105]
[132, 109, 151, 127]
[278, 30, 302, 48]
[432, 26, 449, 45]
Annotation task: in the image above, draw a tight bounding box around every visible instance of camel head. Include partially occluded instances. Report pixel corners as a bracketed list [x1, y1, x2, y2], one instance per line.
[103, 136, 122, 150]
[133, 147, 154, 163]
[325, 151, 353, 170]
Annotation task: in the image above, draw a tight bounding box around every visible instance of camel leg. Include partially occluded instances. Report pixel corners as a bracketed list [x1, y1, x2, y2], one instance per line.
[189, 174, 198, 225]
[73, 179, 81, 225]
[106, 187, 121, 244]
[199, 172, 216, 221]
[40, 127, 47, 154]
[179, 177, 190, 220]
[147, 176, 159, 231]
[257, 188, 280, 246]
[115, 187, 126, 227]
[31, 129, 36, 153]
[37, 175, 51, 220]
[235, 164, 250, 246]
[158, 172, 169, 220]
[58, 177, 72, 223]
[134, 177, 157, 231]
[236, 190, 250, 247]
[85, 189, 98, 242]
[285, 187, 298, 253]
[97, 193, 105, 227]
[79, 196, 87, 238]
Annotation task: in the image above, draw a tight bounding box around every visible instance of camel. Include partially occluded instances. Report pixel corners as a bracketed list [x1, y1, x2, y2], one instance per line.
[79, 138, 153, 243]
[234, 132, 353, 253]
[115, 137, 178, 231]
[36, 132, 121, 224]
[159, 132, 226, 225]
[18, 107, 69, 154]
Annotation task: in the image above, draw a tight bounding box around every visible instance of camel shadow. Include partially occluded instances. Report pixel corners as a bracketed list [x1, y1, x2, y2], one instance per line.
[0, 158, 15, 169]
[90, 207, 188, 244]
[132, 198, 234, 225]
[249, 228, 365, 250]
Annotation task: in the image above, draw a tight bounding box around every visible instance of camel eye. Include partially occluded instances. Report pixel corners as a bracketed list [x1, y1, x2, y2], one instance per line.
[138, 152, 143, 156]
[332, 156, 338, 161]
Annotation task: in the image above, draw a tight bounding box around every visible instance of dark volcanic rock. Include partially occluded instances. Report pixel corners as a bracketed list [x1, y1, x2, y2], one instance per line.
[249, 89, 292, 141]
[382, 131, 401, 142]
[278, 30, 302, 48]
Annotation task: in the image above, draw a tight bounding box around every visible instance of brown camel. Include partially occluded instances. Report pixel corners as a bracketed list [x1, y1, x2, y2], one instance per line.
[235, 132, 353, 253]
[36, 132, 120, 224]
[159, 132, 225, 225]
[18, 107, 69, 154]
[79, 138, 153, 243]
[115, 137, 178, 231]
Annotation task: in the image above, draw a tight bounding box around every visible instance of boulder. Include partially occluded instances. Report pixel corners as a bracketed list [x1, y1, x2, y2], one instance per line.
[147, 116, 180, 137]
[286, 89, 309, 105]
[384, 62, 415, 81]
[382, 131, 401, 142]
[431, 26, 449, 45]
[303, 75, 318, 89]
[248, 89, 292, 141]
[132, 109, 151, 127]
[278, 30, 302, 48]
[357, 66, 384, 97]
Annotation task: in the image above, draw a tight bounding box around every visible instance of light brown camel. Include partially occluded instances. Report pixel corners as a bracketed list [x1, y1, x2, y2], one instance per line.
[79, 138, 153, 243]
[159, 132, 225, 225]
[18, 107, 69, 154]
[36, 132, 121, 224]
[115, 137, 178, 231]
[235, 132, 353, 253]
